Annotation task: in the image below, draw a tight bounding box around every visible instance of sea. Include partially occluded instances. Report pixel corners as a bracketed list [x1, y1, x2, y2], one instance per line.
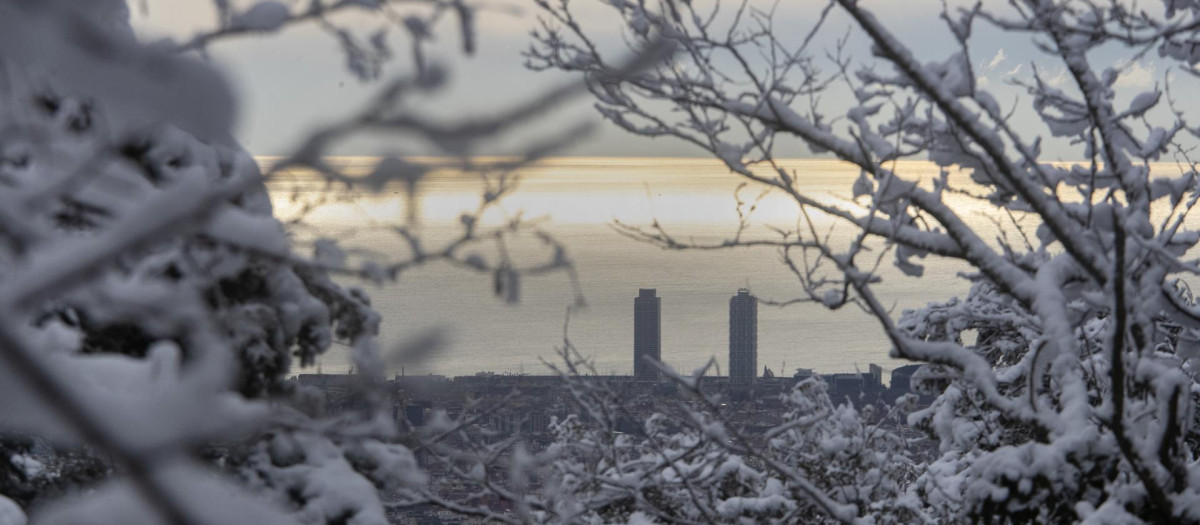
[260, 156, 1120, 381]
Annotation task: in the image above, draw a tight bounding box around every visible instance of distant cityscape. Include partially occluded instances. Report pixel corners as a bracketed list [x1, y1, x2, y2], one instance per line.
[296, 369, 926, 524]
[299, 287, 928, 412]
[633, 287, 904, 400]
[295, 288, 932, 524]
[634, 287, 769, 397]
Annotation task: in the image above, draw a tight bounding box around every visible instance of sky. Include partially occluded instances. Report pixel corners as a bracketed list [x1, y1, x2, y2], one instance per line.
[122, 1, 1195, 377]
[129, 0, 1180, 159]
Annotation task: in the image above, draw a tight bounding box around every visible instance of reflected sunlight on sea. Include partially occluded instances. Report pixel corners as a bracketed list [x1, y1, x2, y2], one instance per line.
[260, 157, 1181, 381]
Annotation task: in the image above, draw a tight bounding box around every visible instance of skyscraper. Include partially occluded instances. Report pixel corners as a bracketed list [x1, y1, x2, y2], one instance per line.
[729, 288, 757, 391]
[634, 288, 661, 380]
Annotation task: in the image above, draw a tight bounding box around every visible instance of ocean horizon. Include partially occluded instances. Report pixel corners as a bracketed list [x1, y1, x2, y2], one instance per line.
[263, 156, 1180, 381]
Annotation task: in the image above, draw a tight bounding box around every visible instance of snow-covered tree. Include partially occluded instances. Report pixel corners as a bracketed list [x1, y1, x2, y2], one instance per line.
[530, 347, 920, 525]
[528, 0, 1200, 522]
[386, 336, 919, 525]
[0, 1, 593, 524]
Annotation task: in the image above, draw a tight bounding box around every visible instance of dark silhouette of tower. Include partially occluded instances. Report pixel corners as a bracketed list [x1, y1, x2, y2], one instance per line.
[729, 288, 757, 394]
[634, 288, 661, 380]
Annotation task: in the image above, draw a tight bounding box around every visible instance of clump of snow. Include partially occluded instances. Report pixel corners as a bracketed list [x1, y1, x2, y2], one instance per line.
[0, 495, 24, 525]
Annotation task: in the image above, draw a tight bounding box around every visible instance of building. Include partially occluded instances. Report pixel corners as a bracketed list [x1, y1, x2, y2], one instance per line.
[729, 288, 757, 393]
[634, 288, 662, 380]
[825, 364, 885, 405]
[889, 364, 920, 394]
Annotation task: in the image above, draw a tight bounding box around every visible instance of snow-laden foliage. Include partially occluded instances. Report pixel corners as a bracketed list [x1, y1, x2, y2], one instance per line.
[0, 1, 591, 524]
[403, 342, 920, 525]
[528, 0, 1200, 522]
[520, 349, 921, 525]
[0, 0, 401, 522]
[541, 384, 912, 524]
[26, 0, 1200, 522]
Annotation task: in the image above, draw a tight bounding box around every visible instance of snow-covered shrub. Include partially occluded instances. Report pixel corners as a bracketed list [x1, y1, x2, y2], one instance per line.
[0, 0, 394, 521]
[0, 0, 583, 524]
[508, 348, 918, 524]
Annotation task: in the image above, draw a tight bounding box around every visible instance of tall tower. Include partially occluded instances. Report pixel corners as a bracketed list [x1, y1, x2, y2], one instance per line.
[729, 288, 757, 392]
[634, 288, 661, 380]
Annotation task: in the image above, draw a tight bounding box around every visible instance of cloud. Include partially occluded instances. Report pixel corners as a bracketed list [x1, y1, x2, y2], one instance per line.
[1113, 59, 1157, 88]
[986, 48, 1007, 70]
